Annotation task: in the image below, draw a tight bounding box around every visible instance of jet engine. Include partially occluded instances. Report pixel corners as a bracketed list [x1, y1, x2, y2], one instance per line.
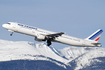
[35, 34, 46, 41]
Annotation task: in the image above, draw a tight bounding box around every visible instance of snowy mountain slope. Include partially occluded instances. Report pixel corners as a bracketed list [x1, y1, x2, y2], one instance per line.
[74, 48, 105, 70]
[59, 47, 86, 61]
[0, 39, 105, 70]
[0, 39, 69, 68]
[60, 47, 105, 70]
[80, 57, 105, 70]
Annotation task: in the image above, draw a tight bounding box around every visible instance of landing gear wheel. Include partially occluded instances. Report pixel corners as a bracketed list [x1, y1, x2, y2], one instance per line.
[47, 40, 52, 46]
[10, 34, 12, 36]
[10, 32, 14, 36]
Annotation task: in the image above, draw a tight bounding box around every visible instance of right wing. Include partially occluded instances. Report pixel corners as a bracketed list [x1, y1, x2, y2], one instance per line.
[45, 32, 65, 46]
[46, 32, 64, 39]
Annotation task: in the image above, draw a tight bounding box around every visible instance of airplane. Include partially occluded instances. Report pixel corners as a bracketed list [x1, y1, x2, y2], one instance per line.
[2, 22, 103, 47]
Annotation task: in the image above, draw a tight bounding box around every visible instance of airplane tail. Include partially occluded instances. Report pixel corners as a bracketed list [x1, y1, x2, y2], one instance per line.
[86, 29, 103, 42]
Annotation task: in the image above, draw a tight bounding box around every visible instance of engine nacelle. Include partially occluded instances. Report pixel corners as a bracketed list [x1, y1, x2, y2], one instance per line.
[35, 34, 46, 41]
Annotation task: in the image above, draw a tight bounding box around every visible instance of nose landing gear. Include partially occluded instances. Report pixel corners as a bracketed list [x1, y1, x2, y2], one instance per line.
[10, 32, 14, 36]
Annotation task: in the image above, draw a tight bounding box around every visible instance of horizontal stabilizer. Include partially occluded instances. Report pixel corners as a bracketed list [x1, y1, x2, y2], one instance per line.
[91, 43, 101, 47]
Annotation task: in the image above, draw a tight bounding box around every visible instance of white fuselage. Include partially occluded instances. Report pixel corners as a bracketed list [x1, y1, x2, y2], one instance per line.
[2, 22, 99, 47]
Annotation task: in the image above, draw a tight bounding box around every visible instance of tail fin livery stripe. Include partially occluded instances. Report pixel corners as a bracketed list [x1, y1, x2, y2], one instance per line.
[95, 37, 100, 41]
[89, 29, 103, 40]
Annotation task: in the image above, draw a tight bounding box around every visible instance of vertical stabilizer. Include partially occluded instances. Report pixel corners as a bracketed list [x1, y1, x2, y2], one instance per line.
[86, 29, 103, 42]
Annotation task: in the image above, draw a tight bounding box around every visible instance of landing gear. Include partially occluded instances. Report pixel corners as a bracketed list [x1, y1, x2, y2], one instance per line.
[10, 32, 14, 36]
[47, 39, 52, 46]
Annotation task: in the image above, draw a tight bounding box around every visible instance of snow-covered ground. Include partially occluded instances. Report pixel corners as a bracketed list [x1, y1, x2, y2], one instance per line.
[0, 39, 105, 70]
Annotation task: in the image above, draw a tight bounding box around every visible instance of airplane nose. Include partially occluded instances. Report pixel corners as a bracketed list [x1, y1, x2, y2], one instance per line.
[2, 24, 4, 27]
[2, 24, 7, 28]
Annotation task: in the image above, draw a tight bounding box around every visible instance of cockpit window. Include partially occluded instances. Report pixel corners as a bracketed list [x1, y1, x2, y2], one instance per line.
[7, 23, 11, 25]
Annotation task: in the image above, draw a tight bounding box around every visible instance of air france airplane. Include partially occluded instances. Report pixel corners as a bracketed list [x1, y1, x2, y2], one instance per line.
[2, 22, 103, 47]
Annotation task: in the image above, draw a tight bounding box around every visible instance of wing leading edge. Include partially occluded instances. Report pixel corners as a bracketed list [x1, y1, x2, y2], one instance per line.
[45, 32, 65, 46]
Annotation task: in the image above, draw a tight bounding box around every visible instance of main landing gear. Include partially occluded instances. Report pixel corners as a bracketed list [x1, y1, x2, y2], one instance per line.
[47, 39, 52, 46]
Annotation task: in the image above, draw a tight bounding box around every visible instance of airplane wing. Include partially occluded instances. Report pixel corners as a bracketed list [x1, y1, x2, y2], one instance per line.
[46, 32, 64, 37]
[45, 32, 64, 39]
[44, 32, 64, 46]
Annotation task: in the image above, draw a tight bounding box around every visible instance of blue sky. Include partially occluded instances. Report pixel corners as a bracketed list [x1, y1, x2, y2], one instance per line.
[0, 0, 105, 49]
